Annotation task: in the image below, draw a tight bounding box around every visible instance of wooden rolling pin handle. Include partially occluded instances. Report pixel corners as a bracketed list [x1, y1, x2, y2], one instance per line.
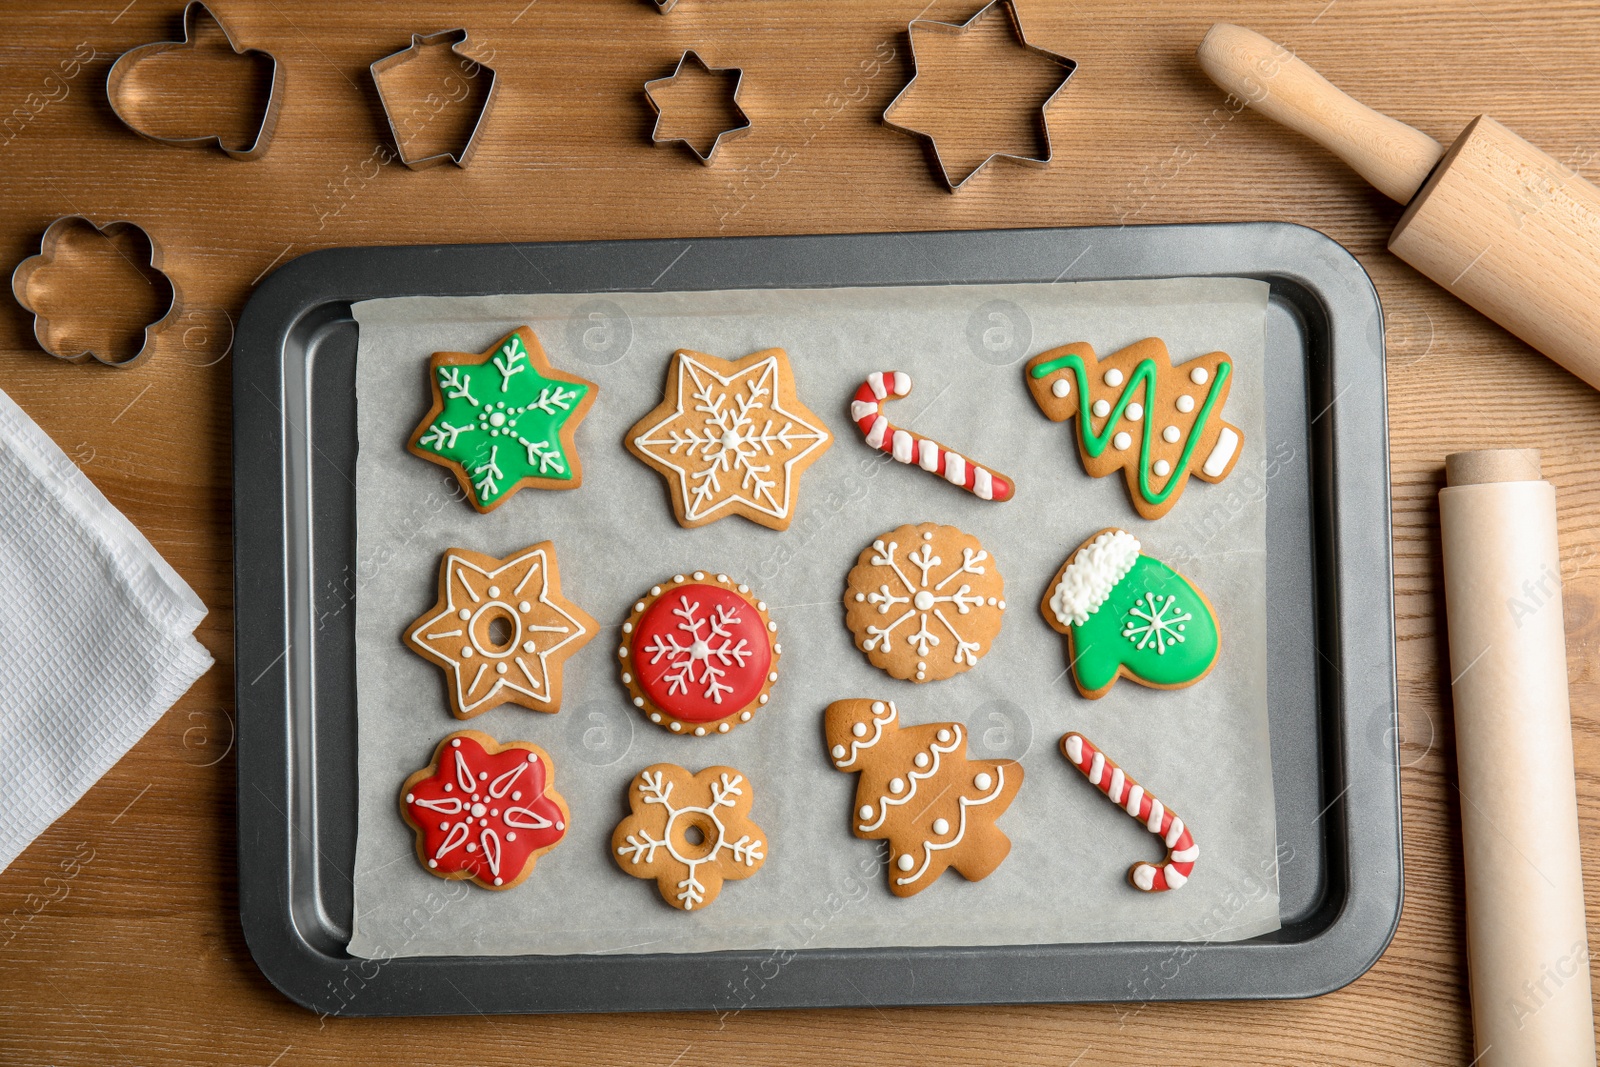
[1198, 23, 1445, 204]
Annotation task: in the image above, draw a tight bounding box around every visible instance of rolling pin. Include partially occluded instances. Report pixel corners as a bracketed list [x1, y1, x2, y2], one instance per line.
[1198, 24, 1600, 391]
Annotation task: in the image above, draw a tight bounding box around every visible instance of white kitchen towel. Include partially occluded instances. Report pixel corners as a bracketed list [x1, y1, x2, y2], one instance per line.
[0, 384, 213, 872]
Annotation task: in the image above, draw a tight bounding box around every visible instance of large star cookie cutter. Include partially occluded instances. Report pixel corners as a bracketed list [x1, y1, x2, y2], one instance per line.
[106, 0, 283, 161]
[11, 215, 179, 368]
[643, 50, 750, 165]
[881, 0, 1076, 192]
[370, 28, 499, 169]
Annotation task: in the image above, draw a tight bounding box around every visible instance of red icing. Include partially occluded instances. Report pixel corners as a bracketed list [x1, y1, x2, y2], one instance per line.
[631, 583, 773, 722]
[404, 735, 565, 886]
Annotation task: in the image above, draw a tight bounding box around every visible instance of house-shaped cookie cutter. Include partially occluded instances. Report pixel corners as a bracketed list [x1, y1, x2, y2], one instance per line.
[370, 29, 499, 170]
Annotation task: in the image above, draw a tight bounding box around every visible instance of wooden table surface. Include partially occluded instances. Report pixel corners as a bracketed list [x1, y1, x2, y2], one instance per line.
[5, 0, 1600, 1063]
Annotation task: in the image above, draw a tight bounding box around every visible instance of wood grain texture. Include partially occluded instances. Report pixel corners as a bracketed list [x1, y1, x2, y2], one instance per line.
[3, 0, 1600, 1063]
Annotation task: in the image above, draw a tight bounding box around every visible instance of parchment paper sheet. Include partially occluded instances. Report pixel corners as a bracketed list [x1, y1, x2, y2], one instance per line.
[347, 278, 1279, 958]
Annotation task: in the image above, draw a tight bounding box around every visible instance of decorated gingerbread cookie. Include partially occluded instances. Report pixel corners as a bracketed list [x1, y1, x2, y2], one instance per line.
[400, 731, 569, 890]
[626, 348, 832, 531]
[406, 542, 598, 718]
[611, 763, 766, 911]
[825, 699, 1022, 898]
[850, 370, 1015, 501]
[1061, 732, 1197, 892]
[1041, 528, 1220, 699]
[843, 523, 1006, 683]
[409, 326, 598, 513]
[618, 572, 779, 736]
[1024, 337, 1242, 520]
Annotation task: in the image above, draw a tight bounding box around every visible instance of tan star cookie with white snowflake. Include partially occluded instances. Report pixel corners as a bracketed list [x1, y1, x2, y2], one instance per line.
[405, 542, 597, 718]
[843, 523, 1006, 683]
[626, 348, 832, 531]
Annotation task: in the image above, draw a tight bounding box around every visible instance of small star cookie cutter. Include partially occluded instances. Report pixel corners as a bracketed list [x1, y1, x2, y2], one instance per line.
[10, 215, 180, 368]
[881, 0, 1077, 192]
[106, 0, 283, 161]
[370, 29, 499, 170]
[643, 50, 750, 165]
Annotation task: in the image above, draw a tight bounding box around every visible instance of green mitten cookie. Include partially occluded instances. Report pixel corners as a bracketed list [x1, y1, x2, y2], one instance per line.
[1041, 528, 1220, 699]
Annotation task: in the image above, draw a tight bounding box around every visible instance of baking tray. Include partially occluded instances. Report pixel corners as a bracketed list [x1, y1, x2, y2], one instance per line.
[234, 224, 1400, 1016]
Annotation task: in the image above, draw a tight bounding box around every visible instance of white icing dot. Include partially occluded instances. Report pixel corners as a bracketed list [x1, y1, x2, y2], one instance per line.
[466, 842, 477, 852]
[975, 773, 993, 790]
[768, 672, 778, 682]
[758, 694, 768, 704]
[986, 597, 996, 606]
[758, 601, 767, 611]
[556, 822, 564, 830]
[512, 790, 521, 800]
[458, 608, 471, 621]
[1113, 431, 1132, 451]
[491, 808, 498, 817]
[913, 590, 935, 611]
[526, 754, 537, 763]
[832, 745, 846, 758]
[673, 575, 685, 583]
[773, 643, 781, 654]
[998, 600, 1006, 609]
[872, 701, 885, 713]
[622, 672, 632, 683]
[444, 783, 453, 792]
[1051, 378, 1070, 398]
[622, 622, 632, 634]
[650, 586, 661, 596]
[936, 729, 951, 743]
[738, 584, 749, 593]
[495, 663, 507, 674]
[889, 777, 906, 794]
[897, 854, 915, 871]
[922, 531, 933, 541]
[439, 821, 448, 831]
[650, 712, 662, 722]
[406, 793, 415, 803]
[1154, 459, 1172, 477]
[860, 805, 875, 820]
[1127, 402, 1143, 421]
[670, 722, 682, 732]
[461, 646, 473, 658]
[1163, 425, 1180, 443]
[694, 727, 706, 736]
[933, 818, 950, 835]
[693, 571, 705, 580]
[1177, 394, 1195, 413]
[718, 723, 729, 733]
[488, 586, 500, 598]
[428, 859, 437, 868]
[740, 711, 751, 721]
[916, 670, 926, 680]
[451, 739, 462, 748]
[635, 601, 646, 612]
[918, 661, 927, 671]
[913, 752, 930, 768]
[618, 646, 628, 658]
[767, 621, 777, 632]
[1190, 366, 1209, 385]
[471, 802, 486, 817]
[519, 600, 531, 613]
[633, 697, 645, 707]
[717, 574, 728, 582]
[1104, 368, 1124, 387]
[855, 592, 865, 602]
[479, 772, 487, 780]
[1092, 399, 1111, 418]
[493, 877, 503, 886]
[852, 722, 868, 737]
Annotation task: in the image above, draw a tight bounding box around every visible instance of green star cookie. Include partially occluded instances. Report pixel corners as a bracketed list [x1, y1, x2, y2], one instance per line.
[408, 327, 598, 513]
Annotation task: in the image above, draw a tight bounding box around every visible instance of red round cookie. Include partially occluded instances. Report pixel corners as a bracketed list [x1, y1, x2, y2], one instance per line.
[619, 571, 780, 736]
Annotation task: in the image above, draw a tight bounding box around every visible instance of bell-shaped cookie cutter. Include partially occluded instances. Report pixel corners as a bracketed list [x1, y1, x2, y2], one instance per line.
[105, 0, 283, 161]
[643, 50, 750, 166]
[881, 0, 1077, 192]
[11, 215, 180, 369]
[370, 29, 499, 170]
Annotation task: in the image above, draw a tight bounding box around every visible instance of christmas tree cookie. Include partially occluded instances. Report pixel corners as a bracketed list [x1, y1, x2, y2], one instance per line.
[408, 326, 598, 513]
[1041, 528, 1220, 699]
[1024, 337, 1242, 520]
[825, 698, 1023, 898]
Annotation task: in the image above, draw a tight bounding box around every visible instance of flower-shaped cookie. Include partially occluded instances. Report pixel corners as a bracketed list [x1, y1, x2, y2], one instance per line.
[611, 764, 766, 911]
[400, 731, 569, 890]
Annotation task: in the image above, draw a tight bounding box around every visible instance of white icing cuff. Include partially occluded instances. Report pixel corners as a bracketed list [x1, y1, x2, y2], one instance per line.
[1049, 529, 1141, 627]
[850, 399, 879, 423]
[1203, 427, 1239, 477]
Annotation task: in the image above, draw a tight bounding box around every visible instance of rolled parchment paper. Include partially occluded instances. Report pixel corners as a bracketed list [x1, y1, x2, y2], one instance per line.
[1439, 449, 1595, 1066]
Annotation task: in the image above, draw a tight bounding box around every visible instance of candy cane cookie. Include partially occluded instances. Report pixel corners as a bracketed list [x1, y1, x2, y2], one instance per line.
[1060, 732, 1197, 892]
[850, 371, 1015, 501]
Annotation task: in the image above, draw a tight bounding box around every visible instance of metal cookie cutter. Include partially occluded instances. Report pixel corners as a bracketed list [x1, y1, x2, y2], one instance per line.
[11, 216, 180, 369]
[650, 0, 680, 11]
[371, 29, 499, 170]
[643, 50, 750, 166]
[106, 0, 283, 161]
[881, 0, 1077, 192]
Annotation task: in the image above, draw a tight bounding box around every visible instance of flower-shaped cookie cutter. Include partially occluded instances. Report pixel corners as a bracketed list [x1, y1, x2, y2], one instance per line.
[106, 0, 283, 161]
[370, 28, 499, 170]
[11, 215, 179, 368]
[643, 50, 750, 165]
[881, 0, 1077, 192]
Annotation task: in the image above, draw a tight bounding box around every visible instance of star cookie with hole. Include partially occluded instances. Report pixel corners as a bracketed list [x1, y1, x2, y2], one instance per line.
[406, 542, 598, 718]
[618, 571, 780, 736]
[409, 326, 598, 513]
[627, 348, 832, 531]
[611, 763, 767, 911]
[400, 731, 569, 890]
[1041, 528, 1220, 699]
[844, 522, 1006, 683]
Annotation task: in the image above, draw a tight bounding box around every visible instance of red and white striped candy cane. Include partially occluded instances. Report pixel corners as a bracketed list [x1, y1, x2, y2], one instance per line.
[851, 371, 1015, 502]
[1061, 732, 1197, 892]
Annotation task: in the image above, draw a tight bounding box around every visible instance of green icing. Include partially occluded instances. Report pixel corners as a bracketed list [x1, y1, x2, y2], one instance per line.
[1029, 353, 1230, 508]
[1070, 553, 1218, 694]
[414, 332, 589, 508]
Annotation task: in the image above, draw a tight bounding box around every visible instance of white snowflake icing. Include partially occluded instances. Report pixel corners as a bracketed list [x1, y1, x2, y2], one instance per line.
[472, 444, 503, 500]
[615, 770, 764, 909]
[632, 354, 830, 522]
[1122, 591, 1191, 654]
[644, 594, 752, 703]
[861, 534, 997, 668]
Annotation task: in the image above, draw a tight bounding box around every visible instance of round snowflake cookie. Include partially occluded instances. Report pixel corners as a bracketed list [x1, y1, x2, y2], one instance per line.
[844, 523, 1006, 683]
[399, 731, 569, 891]
[618, 572, 780, 736]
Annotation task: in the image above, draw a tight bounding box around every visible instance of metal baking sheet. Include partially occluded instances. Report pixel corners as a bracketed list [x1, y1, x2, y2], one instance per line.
[234, 224, 1401, 1015]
